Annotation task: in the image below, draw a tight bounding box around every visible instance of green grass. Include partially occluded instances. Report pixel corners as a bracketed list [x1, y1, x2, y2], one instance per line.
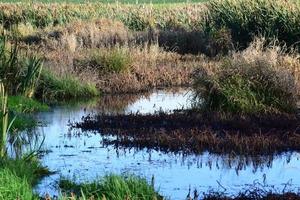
[0, 168, 35, 200]
[0, 0, 207, 3]
[8, 96, 49, 113]
[193, 40, 298, 114]
[59, 174, 163, 200]
[76, 48, 132, 74]
[0, 157, 49, 200]
[208, 0, 300, 48]
[36, 70, 99, 102]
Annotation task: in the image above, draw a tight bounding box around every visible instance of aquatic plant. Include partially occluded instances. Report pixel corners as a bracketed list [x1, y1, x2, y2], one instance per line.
[202, 181, 300, 200]
[0, 83, 8, 157]
[0, 34, 43, 97]
[73, 109, 300, 155]
[0, 32, 44, 156]
[59, 174, 163, 200]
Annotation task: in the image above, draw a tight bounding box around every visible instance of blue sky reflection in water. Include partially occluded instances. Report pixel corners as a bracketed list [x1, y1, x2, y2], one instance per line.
[34, 89, 300, 200]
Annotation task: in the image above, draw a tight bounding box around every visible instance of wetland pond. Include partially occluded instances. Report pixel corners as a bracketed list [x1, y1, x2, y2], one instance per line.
[29, 88, 300, 199]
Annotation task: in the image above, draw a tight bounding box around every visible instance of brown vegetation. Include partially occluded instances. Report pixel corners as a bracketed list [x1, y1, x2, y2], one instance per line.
[72, 110, 300, 155]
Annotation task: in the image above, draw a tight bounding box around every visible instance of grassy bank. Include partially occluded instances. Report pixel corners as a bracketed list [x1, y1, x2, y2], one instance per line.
[0, 157, 50, 200]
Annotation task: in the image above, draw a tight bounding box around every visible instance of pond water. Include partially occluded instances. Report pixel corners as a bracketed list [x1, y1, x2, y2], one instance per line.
[32, 88, 300, 199]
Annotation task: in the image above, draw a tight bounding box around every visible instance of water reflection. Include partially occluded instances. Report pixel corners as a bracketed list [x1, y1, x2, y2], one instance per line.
[32, 89, 300, 200]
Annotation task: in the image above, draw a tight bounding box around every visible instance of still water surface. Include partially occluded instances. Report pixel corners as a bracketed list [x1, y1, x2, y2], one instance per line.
[33, 89, 300, 199]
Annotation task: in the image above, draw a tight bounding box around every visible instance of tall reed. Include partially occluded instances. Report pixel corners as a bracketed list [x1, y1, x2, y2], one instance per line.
[0, 83, 8, 157]
[0, 32, 43, 156]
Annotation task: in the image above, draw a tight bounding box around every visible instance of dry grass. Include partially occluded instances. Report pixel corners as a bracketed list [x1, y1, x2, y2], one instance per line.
[193, 38, 300, 114]
[72, 110, 300, 155]
[74, 45, 204, 93]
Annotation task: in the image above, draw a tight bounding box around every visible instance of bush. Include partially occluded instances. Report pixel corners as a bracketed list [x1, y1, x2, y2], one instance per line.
[193, 39, 299, 114]
[59, 174, 163, 200]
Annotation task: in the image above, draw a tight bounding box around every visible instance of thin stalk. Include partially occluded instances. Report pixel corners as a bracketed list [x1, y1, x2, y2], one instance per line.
[0, 83, 8, 157]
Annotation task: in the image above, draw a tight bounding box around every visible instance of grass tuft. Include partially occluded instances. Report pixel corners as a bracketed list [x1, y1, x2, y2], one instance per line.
[59, 174, 163, 200]
[193, 38, 299, 114]
[0, 157, 50, 200]
[36, 70, 99, 101]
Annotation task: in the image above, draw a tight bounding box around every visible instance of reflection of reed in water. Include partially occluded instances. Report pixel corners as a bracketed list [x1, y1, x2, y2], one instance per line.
[7, 129, 45, 159]
[95, 88, 188, 114]
[95, 93, 151, 114]
[105, 146, 294, 174]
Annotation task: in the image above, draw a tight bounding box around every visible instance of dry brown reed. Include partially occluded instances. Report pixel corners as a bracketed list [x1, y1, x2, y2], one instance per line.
[74, 45, 204, 93]
[73, 110, 300, 155]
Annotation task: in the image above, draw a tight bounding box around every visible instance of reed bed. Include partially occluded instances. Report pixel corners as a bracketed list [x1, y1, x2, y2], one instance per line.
[72, 110, 300, 155]
[0, 3, 207, 31]
[193, 38, 300, 114]
[74, 46, 202, 93]
[208, 0, 300, 48]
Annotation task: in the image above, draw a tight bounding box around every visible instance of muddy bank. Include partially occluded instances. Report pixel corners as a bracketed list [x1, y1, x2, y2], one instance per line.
[72, 111, 300, 155]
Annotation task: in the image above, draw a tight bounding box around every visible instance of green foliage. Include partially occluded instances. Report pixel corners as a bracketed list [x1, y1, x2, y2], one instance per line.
[193, 45, 298, 114]
[208, 0, 300, 48]
[78, 48, 132, 74]
[0, 35, 43, 97]
[36, 70, 99, 101]
[59, 174, 162, 200]
[0, 3, 206, 31]
[0, 157, 50, 186]
[8, 96, 49, 113]
[0, 168, 35, 200]
[0, 157, 49, 200]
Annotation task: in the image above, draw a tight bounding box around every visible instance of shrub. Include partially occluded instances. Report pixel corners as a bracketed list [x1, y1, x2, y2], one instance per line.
[193, 38, 299, 114]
